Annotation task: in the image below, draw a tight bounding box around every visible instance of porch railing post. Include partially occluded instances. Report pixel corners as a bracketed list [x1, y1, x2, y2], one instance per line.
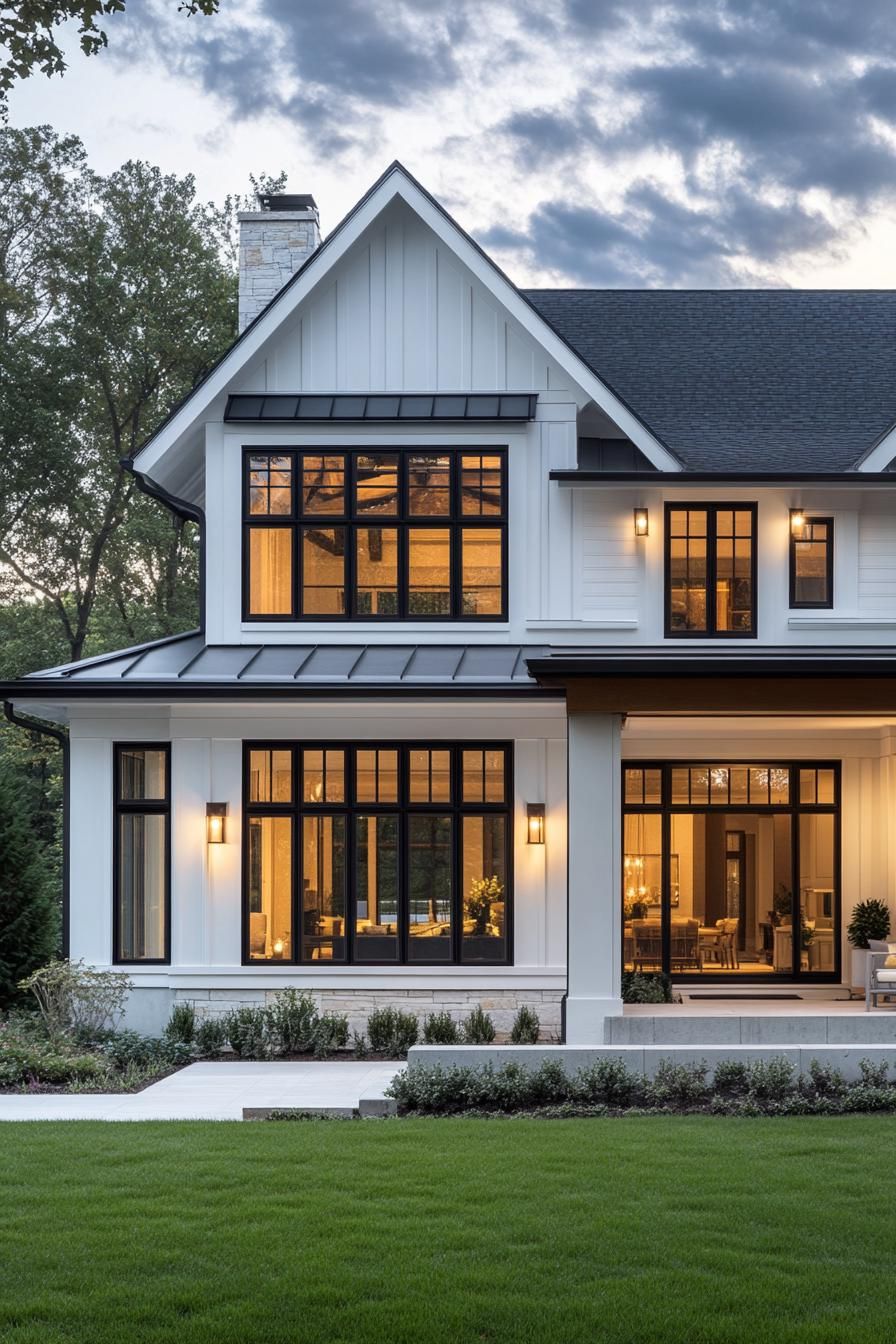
[564, 710, 623, 1043]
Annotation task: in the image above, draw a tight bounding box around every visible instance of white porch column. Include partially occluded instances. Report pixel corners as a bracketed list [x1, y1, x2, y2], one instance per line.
[565, 710, 623, 1043]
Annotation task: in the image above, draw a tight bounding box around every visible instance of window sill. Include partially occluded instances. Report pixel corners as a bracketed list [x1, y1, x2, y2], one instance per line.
[788, 614, 896, 630]
[527, 618, 638, 631]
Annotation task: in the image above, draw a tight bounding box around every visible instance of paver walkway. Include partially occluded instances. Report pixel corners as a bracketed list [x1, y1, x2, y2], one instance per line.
[0, 1061, 403, 1122]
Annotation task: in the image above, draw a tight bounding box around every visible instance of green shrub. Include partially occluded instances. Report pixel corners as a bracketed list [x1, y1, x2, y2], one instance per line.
[313, 1013, 349, 1059]
[0, 758, 59, 1008]
[367, 1007, 419, 1057]
[860, 1058, 889, 1087]
[99, 1030, 164, 1070]
[575, 1057, 639, 1107]
[164, 1002, 195, 1045]
[423, 1011, 460, 1045]
[351, 1030, 369, 1059]
[621, 972, 673, 1004]
[264, 989, 320, 1055]
[462, 1005, 495, 1044]
[847, 899, 891, 949]
[20, 959, 132, 1041]
[222, 1006, 268, 1058]
[194, 1016, 227, 1059]
[712, 1060, 749, 1095]
[528, 1060, 570, 1105]
[0, 1020, 105, 1087]
[804, 1059, 847, 1097]
[509, 1005, 540, 1044]
[745, 1057, 796, 1101]
[646, 1060, 710, 1108]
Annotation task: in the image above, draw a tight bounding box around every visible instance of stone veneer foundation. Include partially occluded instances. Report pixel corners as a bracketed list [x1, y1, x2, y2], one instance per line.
[175, 988, 564, 1039]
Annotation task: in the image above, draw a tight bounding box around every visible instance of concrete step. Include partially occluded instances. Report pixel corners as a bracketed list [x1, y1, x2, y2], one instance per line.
[605, 1012, 896, 1046]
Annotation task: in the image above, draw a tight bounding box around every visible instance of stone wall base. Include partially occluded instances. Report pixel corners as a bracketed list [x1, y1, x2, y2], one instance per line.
[171, 987, 564, 1040]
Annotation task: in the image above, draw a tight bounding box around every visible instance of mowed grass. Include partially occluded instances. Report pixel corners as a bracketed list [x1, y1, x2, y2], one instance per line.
[1, 1117, 893, 1344]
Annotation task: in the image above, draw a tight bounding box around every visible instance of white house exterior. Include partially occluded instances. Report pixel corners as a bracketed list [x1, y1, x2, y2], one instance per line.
[6, 163, 896, 1041]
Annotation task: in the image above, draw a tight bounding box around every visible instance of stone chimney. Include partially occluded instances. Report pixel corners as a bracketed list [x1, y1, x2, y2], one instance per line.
[237, 192, 321, 332]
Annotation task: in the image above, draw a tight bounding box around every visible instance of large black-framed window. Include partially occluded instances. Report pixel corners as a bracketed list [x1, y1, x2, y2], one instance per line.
[113, 744, 170, 964]
[622, 760, 840, 982]
[243, 448, 507, 621]
[790, 517, 833, 609]
[242, 742, 513, 965]
[665, 503, 758, 637]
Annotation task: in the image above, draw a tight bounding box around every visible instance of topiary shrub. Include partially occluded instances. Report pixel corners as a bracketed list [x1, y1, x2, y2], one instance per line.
[423, 1011, 460, 1045]
[509, 1005, 540, 1044]
[847, 899, 891, 949]
[367, 1006, 419, 1057]
[462, 1005, 495, 1044]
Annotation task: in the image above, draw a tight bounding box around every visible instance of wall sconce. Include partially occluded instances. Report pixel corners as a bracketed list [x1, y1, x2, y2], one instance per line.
[633, 507, 649, 537]
[527, 803, 545, 845]
[206, 802, 228, 844]
[790, 508, 806, 539]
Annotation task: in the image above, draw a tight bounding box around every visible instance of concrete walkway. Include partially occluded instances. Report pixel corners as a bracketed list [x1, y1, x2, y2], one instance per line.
[0, 1061, 403, 1122]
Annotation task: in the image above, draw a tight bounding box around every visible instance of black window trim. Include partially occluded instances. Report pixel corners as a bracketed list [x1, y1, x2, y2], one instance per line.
[664, 501, 759, 639]
[112, 742, 171, 966]
[789, 515, 834, 610]
[241, 740, 514, 967]
[241, 446, 508, 623]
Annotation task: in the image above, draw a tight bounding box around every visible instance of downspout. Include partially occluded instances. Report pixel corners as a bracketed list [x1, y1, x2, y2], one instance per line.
[121, 456, 207, 635]
[3, 702, 70, 958]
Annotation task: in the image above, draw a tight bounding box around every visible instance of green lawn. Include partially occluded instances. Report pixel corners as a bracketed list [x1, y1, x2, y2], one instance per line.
[0, 1117, 891, 1344]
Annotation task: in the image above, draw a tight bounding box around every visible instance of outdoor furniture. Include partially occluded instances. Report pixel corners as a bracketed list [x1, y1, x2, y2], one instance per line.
[866, 951, 896, 1010]
[670, 918, 699, 971]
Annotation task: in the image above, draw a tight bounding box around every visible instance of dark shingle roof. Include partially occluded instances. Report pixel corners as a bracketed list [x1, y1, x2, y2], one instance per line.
[523, 289, 896, 472]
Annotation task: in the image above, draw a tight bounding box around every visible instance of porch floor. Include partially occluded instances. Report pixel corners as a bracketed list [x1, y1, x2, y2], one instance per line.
[625, 993, 867, 1017]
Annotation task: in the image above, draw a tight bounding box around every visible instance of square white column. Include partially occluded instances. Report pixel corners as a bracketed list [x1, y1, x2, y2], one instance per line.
[565, 711, 623, 1042]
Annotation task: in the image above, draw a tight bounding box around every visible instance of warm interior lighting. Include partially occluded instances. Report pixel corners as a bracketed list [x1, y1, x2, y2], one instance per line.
[526, 803, 545, 845]
[790, 508, 807, 539]
[633, 507, 649, 537]
[206, 802, 228, 844]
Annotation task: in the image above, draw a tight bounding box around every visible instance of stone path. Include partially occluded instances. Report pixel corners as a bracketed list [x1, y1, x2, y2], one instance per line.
[0, 1061, 403, 1122]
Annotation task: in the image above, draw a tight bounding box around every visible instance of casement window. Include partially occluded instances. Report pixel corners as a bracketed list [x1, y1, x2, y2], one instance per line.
[243, 449, 507, 621]
[790, 517, 833, 609]
[113, 745, 170, 964]
[243, 742, 512, 965]
[665, 504, 757, 637]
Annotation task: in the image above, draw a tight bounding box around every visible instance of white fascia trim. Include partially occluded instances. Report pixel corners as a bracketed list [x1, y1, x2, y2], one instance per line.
[135, 167, 680, 481]
[788, 614, 896, 630]
[855, 419, 896, 472]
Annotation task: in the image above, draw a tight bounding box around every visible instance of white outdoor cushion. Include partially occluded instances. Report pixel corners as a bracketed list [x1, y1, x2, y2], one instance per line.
[874, 969, 896, 982]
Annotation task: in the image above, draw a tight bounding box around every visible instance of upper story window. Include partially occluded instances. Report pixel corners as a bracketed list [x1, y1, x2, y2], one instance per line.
[790, 516, 833, 609]
[665, 504, 757, 638]
[243, 448, 507, 621]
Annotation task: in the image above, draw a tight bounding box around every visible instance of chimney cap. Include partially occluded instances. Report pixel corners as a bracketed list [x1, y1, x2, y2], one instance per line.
[257, 192, 318, 212]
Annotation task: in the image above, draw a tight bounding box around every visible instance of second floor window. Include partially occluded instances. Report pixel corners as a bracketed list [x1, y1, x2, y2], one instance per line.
[243, 448, 507, 621]
[790, 517, 833, 608]
[666, 504, 757, 637]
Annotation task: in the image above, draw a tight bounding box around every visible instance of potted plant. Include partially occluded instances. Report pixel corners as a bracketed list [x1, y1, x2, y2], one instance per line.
[847, 899, 891, 990]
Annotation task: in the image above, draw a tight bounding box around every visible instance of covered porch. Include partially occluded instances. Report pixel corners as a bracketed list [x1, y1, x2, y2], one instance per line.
[526, 648, 896, 1044]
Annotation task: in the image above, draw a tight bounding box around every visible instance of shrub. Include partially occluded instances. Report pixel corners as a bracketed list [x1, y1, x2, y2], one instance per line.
[0, 1020, 105, 1088]
[804, 1059, 847, 1097]
[575, 1057, 639, 1107]
[860, 1058, 890, 1087]
[164, 1002, 195, 1045]
[462, 1005, 495, 1044]
[847, 899, 891, 949]
[528, 1060, 570, 1105]
[423, 1012, 460, 1045]
[745, 1057, 796, 1101]
[20, 959, 131, 1041]
[265, 989, 320, 1055]
[351, 1030, 369, 1059]
[509, 1005, 540, 1044]
[621, 972, 673, 1004]
[713, 1060, 749, 1096]
[313, 1013, 349, 1059]
[222, 1006, 268, 1058]
[367, 1006, 419, 1057]
[646, 1060, 710, 1108]
[194, 1016, 227, 1059]
[99, 1030, 164, 1070]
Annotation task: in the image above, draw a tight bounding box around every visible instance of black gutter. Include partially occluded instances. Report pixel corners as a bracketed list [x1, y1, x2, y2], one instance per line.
[3, 703, 70, 958]
[0, 682, 559, 701]
[551, 471, 896, 484]
[121, 458, 206, 633]
[527, 652, 896, 679]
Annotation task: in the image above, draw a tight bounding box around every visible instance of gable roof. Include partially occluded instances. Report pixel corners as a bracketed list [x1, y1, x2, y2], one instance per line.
[130, 162, 679, 485]
[525, 289, 896, 473]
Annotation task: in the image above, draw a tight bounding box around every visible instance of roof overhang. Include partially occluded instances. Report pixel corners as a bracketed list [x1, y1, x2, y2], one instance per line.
[551, 471, 896, 486]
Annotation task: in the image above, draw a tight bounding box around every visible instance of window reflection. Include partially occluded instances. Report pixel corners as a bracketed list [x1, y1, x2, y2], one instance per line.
[408, 815, 452, 960]
[356, 527, 398, 616]
[354, 815, 399, 961]
[302, 815, 346, 961]
[301, 454, 345, 515]
[461, 815, 506, 961]
[408, 528, 451, 614]
[302, 527, 345, 614]
[247, 815, 292, 960]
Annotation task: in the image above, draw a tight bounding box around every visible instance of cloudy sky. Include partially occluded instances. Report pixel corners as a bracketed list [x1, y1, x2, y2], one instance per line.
[9, 0, 896, 287]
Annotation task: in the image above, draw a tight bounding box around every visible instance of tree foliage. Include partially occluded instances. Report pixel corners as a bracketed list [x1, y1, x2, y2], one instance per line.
[0, 124, 237, 664]
[0, 2, 218, 115]
[0, 751, 59, 1006]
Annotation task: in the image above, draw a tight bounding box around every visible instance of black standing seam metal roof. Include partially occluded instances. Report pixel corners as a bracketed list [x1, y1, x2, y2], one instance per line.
[524, 289, 896, 473]
[17, 632, 550, 690]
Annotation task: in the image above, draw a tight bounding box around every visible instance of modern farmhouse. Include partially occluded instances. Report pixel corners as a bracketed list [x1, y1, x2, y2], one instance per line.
[5, 163, 896, 1041]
